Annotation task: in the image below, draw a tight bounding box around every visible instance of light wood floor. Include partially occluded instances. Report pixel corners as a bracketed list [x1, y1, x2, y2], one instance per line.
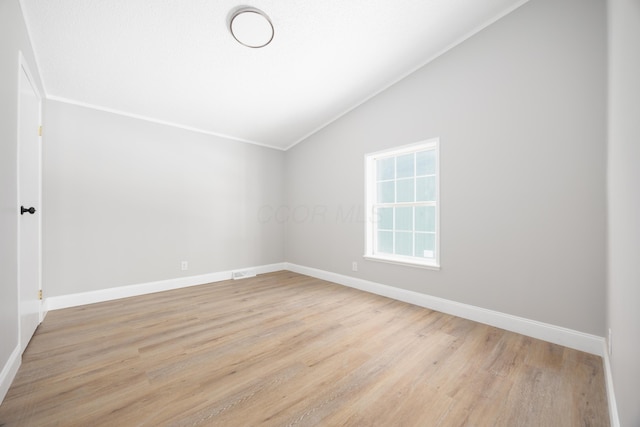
[0, 271, 608, 426]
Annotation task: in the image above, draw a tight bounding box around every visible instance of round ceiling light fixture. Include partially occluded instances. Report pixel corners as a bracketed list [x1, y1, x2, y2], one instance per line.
[229, 7, 274, 48]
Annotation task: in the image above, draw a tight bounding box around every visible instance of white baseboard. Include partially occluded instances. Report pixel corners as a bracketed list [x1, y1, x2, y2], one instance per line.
[21, 261, 620, 422]
[602, 342, 620, 427]
[0, 345, 21, 404]
[284, 262, 605, 356]
[44, 260, 607, 357]
[45, 263, 286, 311]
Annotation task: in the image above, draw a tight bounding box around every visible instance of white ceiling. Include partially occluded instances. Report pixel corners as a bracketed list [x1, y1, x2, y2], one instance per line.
[20, 0, 528, 150]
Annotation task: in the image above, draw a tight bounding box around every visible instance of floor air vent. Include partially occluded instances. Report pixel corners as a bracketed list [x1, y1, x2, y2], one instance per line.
[232, 269, 256, 280]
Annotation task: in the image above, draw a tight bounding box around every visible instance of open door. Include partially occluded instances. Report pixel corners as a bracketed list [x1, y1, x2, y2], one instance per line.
[18, 52, 42, 353]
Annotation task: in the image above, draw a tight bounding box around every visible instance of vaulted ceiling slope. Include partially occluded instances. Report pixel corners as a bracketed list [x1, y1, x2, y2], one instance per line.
[20, 0, 529, 150]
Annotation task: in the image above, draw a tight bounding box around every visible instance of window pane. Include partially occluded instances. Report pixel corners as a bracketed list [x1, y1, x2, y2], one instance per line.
[396, 178, 414, 202]
[395, 232, 413, 256]
[377, 231, 393, 254]
[377, 157, 395, 181]
[396, 153, 414, 178]
[377, 207, 393, 230]
[416, 150, 436, 176]
[395, 207, 412, 231]
[416, 176, 436, 201]
[415, 206, 436, 232]
[415, 232, 435, 259]
[378, 181, 395, 203]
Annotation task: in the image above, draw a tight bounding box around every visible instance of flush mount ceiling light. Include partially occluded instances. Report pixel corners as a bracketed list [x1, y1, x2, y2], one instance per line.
[229, 7, 274, 48]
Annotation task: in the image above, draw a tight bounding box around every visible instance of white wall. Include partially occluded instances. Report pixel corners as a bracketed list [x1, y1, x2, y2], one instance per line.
[0, 0, 45, 400]
[43, 101, 285, 296]
[607, 0, 640, 425]
[285, 0, 607, 335]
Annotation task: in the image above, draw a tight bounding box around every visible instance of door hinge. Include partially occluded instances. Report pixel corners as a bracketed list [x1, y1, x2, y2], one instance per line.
[38, 290, 43, 300]
[38, 125, 42, 136]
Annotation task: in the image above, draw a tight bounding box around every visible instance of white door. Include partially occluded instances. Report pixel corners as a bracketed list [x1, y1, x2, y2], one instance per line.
[18, 53, 42, 353]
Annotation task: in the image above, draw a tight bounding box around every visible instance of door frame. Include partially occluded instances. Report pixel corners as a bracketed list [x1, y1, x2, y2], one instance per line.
[17, 51, 43, 351]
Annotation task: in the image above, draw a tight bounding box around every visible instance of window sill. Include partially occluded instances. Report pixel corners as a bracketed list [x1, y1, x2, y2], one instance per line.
[363, 255, 440, 271]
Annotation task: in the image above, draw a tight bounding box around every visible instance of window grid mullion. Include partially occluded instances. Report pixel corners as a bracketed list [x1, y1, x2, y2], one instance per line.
[413, 153, 417, 257]
[392, 207, 396, 255]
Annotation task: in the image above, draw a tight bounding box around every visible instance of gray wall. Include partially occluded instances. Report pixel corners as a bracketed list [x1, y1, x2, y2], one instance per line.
[285, 0, 607, 335]
[0, 0, 44, 389]
[43, 101, 285, 296]
[607, 0, 640, 425]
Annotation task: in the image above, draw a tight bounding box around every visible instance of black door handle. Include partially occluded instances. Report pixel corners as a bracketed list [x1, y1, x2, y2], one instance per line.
[21, 206, 36, 215]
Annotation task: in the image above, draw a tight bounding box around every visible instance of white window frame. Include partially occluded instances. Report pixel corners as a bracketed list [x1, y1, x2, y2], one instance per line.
[364, 138, 440, 270]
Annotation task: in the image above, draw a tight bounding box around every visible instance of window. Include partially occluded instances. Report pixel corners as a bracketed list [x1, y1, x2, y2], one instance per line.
[365, 139, 439, 269]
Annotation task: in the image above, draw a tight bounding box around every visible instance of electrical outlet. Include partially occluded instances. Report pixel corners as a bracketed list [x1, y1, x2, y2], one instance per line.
[608, 328, 613, 356]
[352, 261, 358, 272]
[181, 261, 188, 271]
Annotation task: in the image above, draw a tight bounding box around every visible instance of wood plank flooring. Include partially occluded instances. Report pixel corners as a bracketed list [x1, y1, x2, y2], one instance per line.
[0, 271, 609, 426]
